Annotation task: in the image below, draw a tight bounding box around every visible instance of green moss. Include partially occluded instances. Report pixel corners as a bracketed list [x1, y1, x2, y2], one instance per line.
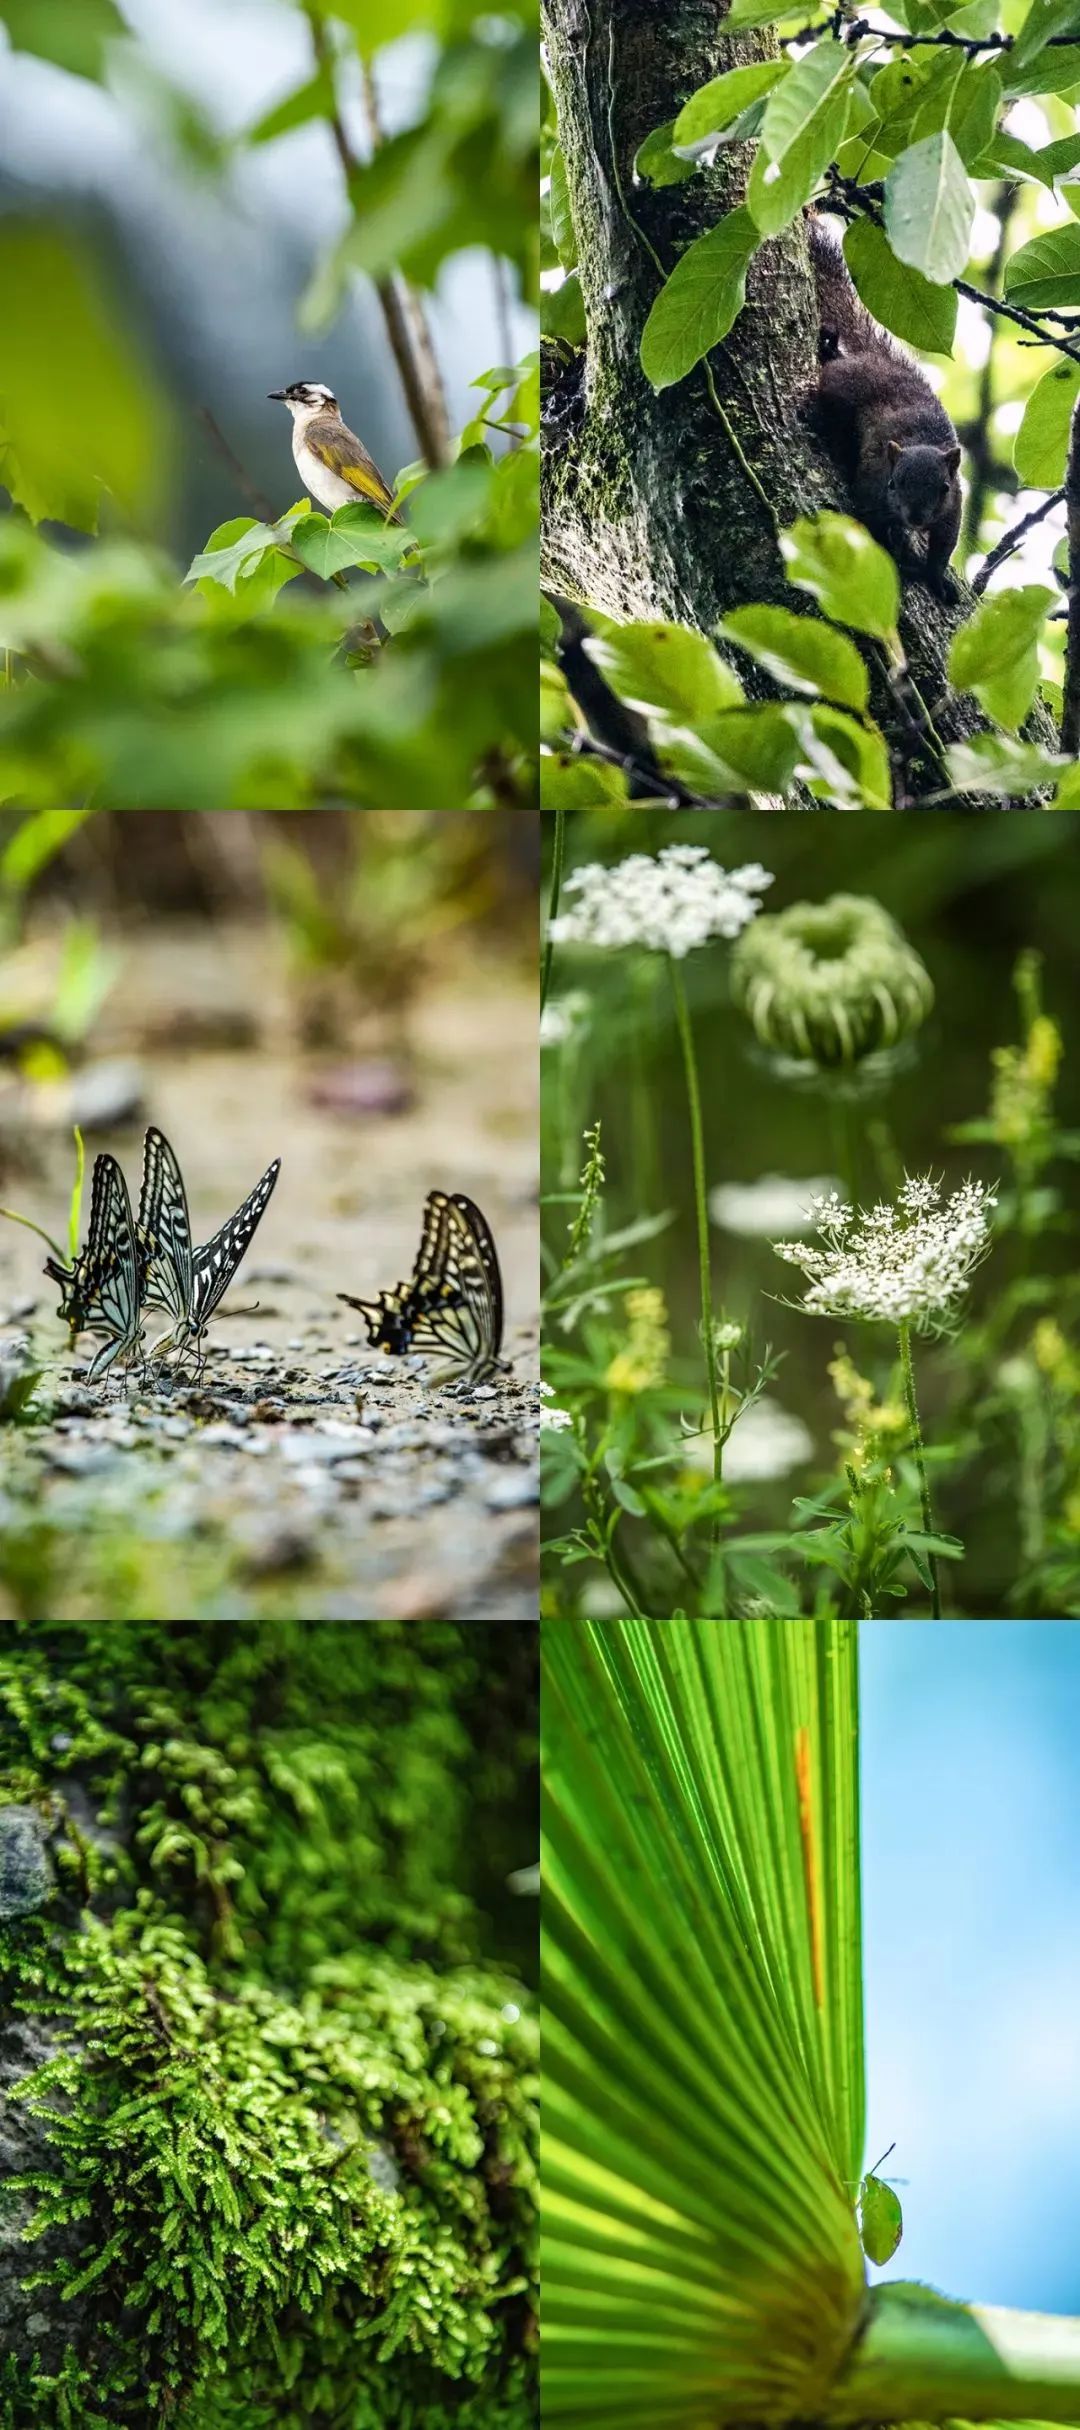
[0, 1623, 538, 2429]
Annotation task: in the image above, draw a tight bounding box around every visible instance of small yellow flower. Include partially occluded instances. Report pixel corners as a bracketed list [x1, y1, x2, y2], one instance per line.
[604, 1287, 670, 1396]
[828, 1351, 905, 1474]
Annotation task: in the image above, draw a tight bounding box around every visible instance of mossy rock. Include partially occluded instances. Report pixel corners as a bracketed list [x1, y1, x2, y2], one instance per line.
[0, 1622, 538, 2430]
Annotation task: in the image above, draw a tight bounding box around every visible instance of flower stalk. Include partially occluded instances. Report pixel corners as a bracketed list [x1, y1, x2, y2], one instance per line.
[669, 955, 724, 1534]
[898, 1316, 941, 1619]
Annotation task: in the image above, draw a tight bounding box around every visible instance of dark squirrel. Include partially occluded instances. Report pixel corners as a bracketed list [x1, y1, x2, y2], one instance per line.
[805, 211, 962, 602]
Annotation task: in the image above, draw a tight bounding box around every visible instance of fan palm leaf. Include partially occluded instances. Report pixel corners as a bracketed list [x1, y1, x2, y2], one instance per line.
[542, 1618, 1080, 2429]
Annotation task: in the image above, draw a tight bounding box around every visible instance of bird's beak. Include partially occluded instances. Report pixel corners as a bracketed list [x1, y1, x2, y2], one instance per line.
[267, 390, 286, 402]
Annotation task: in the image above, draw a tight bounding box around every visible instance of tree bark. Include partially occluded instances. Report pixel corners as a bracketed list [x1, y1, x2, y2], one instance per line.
[541, 0, 1058, 805]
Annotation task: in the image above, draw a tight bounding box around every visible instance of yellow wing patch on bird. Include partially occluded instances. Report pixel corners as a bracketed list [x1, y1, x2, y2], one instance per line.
[306, 435, 399, 519]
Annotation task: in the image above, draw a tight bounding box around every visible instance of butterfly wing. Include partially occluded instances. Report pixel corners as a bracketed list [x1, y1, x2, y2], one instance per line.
[401, 1190, 503, 1380]
[336, 1192, 503, 1381]
[336, 1283, 417, 1353]
[77, 1155, 144, 1381]
[190, 1157, 281, 1332]
[45, 1152, 133, 1340]
[137, 1127, 193, 1330]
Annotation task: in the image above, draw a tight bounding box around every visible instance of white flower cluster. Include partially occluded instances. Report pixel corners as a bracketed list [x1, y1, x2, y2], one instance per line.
[550, 845, 773, 959]
[773, 1174, 997, 1335]
[539, 1381, 573, 1431]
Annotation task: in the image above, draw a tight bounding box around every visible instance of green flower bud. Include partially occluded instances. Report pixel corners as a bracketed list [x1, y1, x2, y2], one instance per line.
[730, 894, 934, 1070]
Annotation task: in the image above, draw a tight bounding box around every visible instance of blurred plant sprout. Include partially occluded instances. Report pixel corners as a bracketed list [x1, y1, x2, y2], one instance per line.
[0, 1128, 84, 1269]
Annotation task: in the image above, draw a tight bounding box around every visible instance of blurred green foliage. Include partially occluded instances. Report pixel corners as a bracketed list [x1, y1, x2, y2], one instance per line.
[0, 0, 538, 807]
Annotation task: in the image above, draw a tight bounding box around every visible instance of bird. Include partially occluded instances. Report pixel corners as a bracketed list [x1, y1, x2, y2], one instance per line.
[267, 381, 402, 523]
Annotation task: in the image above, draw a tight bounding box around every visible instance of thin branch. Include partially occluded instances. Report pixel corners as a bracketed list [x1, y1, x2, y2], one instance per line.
[197, 408, 277, 522]
[305, 11, 450, 468]
[971, 487, 1066, 597]
[1061, 401, 1080, 754]
[795, 9, 1080, 50]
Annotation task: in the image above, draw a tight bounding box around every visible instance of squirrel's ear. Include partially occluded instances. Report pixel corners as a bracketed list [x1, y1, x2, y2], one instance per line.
[942, 444, 962, 475]
[887, 440, 903, 463]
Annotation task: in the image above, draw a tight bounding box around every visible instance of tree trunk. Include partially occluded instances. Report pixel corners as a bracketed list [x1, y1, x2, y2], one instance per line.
[541, 0, 1057, 805]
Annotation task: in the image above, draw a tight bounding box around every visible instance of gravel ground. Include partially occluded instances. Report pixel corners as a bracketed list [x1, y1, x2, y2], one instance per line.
[0, 925, 539, 1621]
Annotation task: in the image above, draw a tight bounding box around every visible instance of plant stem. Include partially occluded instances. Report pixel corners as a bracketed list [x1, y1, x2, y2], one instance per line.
[540, 803, 566, 1014]
[898, 1316, 941, 1619]
[668, 956, 724, 1566]
[830, 2287, 1080, 2422]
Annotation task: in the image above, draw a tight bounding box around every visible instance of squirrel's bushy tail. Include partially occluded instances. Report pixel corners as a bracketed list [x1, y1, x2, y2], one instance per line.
[806, 208, 903, 362]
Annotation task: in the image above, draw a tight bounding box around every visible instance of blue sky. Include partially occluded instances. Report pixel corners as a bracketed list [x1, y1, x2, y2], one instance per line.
[859, 1622, 1080, 2314]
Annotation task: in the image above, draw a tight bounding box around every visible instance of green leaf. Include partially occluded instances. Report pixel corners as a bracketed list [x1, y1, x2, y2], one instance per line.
[909, 60, 1002, 169]
[543, 1619, 866, 2420]
[723, 0, 794, 24]
[843, 218, 957, 353]
[0, 0, 125, 80]
[542, 273, 587, 347]
[884, 132, 974, 282]
[0, 809, 93, 891]
[308, 0, 439, 56]
[691, 702, 804, 793]
[184, 518, 288, 594]
[1053, 760, 1080, 804]
[639, 207, 758, 390]
[800, 703, 893, 807]
[945, 732, 1066, 797]
[1005, 38, 1080, 94]
[717, 604, 869, 709]
[587, 619, 744, 721]
[1035, 132, 1080, 181]
[548, 146, 576, 268]
[292, 507, 410, 581]
[948, 585, 1057, 729]
[1013, 359, 1080, 487]
[672, 62, 788, 157]
[970, 130, 1057, 186]
[634, 119, 698, 188]
[1005, 222, 1080, 308]
[748, 41, 854, 237]
[1010, 0, 1080, 73]
[540, 755, 630, 807]
[0, 223, 165, 530]
[781, 513, 901, 643]
[245, 64, 337, 147]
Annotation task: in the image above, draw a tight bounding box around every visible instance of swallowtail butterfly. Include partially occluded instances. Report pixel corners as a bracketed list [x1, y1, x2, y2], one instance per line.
[338, 1190, 504, 1384]
[44, 1152, 145, 1383]
[137, 1126, 280, 1363]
